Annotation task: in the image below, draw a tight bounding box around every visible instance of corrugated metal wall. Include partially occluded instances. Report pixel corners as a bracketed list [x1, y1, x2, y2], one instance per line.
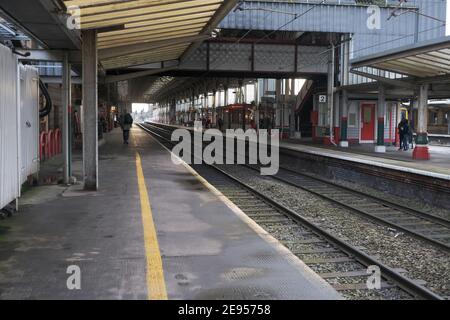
[36, 61, 62, 77]
[0, 44, 40, 210]
[0, 44, 19, 209]
[347, 100, 360, 140]
[19, 65, 39, 183]
[220, 1, 447, 84]
[221, 1, 446, 54]
[344, 100, 399, 142]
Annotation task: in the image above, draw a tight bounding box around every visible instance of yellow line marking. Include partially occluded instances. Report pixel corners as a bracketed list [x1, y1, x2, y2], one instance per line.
[135, 152, 168, 300]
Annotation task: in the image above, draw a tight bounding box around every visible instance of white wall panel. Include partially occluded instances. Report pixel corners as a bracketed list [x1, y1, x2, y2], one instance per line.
[19, 65, 39, 183]
[0, 44, 19, 209]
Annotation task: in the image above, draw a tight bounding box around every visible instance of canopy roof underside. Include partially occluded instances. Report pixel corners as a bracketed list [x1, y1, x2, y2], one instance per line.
[351, 36, 450, 79]
[64, 0, 234, 70]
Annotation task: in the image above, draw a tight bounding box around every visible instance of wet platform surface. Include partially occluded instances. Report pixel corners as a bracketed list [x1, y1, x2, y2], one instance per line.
[0, 127, 340, 300]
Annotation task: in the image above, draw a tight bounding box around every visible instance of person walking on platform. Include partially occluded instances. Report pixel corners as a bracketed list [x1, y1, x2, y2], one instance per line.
[120, 112, 133, 144]
[398, 118, 406, 150]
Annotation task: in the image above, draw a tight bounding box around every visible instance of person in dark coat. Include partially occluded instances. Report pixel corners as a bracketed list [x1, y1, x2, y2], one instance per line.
[398, 118, 405, 150]
[120, 112, 133, 144]
[217, 117, 224, 131]
[402, 119, 410, 151]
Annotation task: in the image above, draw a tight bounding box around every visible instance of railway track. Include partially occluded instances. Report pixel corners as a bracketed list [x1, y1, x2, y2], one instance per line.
[244, 164, 450, 253]
[137, 122, 445, 300]
[145, 122, 450, 252]
[279, 147, 450, 196]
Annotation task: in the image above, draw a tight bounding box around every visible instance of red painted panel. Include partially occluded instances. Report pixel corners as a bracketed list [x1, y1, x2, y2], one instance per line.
[333, 127, 340, 143]
[360, 103, 375, 141]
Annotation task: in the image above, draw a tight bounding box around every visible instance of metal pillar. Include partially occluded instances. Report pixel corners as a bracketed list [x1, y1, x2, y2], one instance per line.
[238, 80, 245, 130]
[212, 90, 216, 126]
[326, 45, 336, 145]
[287, 79, 295, 138]
[448, 112, 450, 135]
[333, 91, 339, 141]
[224, 86, 228, 106]
[224, 86, 229, 129]
[204, 91, 208, 125]
[437, 109, 445, 126]
[276, 79, 282, 137]
[291, 79, 299, 138]
[413, 84, 430, 160]
[339, 90, 349, 147]
[375, 84, 386, 153]
[190, 90, 195, 122]
[254, 81, 260, 131]
[82, 29, 98, 190]
[62, 52, 72, 184]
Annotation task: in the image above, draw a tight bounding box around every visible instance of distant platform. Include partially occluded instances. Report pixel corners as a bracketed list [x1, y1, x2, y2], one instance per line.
[0, 127, 340, 300]
[143, 122, 450, 180]
[281, 139, 450, 180]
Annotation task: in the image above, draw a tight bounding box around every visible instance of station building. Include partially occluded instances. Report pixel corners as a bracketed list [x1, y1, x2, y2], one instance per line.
[148, 1, 450, 160]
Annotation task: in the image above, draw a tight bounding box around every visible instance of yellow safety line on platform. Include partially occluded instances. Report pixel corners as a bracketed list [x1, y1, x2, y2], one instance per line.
[135, 152, 167, 300]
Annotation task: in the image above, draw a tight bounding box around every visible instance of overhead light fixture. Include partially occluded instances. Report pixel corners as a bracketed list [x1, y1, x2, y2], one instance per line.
[12, 49, 30, 57]
[211, 28, 221, 38]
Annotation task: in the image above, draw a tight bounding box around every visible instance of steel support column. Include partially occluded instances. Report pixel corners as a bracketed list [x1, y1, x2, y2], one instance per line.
[212, 89, 216, 126]
[238, 80, 245, 130]
[375, 84, 386, 153]
[82, 30, 98, 190]
[333, 91, 340, 144]
[326, 47, 335, 145]
[276, 79, 282, 138]
[254, 81, 260, 131]
[224, 86, 229, 129]
[190, 90, 195, 123]
[62, 52, 72, 184]
[287, 79, 295, 138]
[339, 89, 349, 147]
[413, 84, 430, 160]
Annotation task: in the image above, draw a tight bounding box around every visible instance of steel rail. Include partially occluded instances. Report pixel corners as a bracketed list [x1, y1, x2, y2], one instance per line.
[244, 164, 450, 253]
[137, 122, 444, 300]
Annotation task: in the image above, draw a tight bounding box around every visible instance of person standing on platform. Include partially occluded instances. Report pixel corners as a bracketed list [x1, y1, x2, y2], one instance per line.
[218, 117, 224, 131]
[402, 119, 410, 151]
[398, 118, 406, 150]
[120, 112, 133, 144]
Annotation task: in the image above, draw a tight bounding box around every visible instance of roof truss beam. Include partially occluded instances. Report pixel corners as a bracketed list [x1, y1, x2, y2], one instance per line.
[350, 69, 416, 89]
[98, 22, 207, 42]
[17, 49, 81, 63]
[98, 25, 204, 44]
[105, 66, 178, 83]
[97, 34, 210, 60]
[98, 16, 210, 38]
[98, 30, 201, 49]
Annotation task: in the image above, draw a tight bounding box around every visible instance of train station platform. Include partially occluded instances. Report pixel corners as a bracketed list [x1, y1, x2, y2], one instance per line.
[281, 140, 450, 180]
[141, 122, 450, 180]
[0, 127, 340, 300]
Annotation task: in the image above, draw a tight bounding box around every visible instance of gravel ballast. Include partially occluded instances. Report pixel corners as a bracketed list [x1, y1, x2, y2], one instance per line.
[216, 164, 450, 298]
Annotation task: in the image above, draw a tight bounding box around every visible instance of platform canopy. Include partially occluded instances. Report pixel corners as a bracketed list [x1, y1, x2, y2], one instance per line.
[351, 36, 450, 79]
[63, 0, 238, 70]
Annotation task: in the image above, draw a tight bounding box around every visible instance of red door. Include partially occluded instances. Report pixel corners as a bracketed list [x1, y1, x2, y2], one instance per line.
[360, 103, 375, 141]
